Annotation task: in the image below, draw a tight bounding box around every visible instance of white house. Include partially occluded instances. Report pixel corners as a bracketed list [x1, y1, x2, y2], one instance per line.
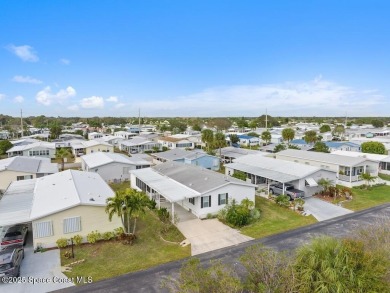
[219, 147, 261, 163]
[114, 131, 138, 140]
[225, 154, 336, 197]
[71, 140, 114, 156]
[87, 132, 103, 140]
[158, 137, 195, 150]
[275, 149, 379, 187]
[324, 142, 361, 152]
[119, 137, 161, 154]
[81, 152, 150, 181]
[237, 135, 260, 147]
[95, 135, 124, 146]
[130, 162, 255, 220]
[0, 156, 58, 191]
[7, 142, 56, 159]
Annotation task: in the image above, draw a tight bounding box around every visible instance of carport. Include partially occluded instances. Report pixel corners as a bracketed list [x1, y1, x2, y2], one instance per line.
[0, 179, 35, 230]
[131, 168, 201, 223]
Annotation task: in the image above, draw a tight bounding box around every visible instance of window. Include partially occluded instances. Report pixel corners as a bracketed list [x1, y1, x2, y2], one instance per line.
[17, 175, 33, 181]
[33, 221, 53, 238]
[201, 196, 211, 208]
[218, 193, 228, 205]
[189, 197, 195, 205]
[63, 217, 81, 234]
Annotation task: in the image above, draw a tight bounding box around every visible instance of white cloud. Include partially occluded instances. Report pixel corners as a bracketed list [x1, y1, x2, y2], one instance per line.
[67, 104, 79, 111]
[133, 77, 387, 116]
[14, 95, 24, 103]
[114, 103, 126, 109]
[0, 94, 5, 100]
[7, 44, 39, 62]
[60, 58, 70, 65]
[106, 96, 118, 103]
[80, 96, 104, 109]
[12, 75, 43, 84]
[36, 86, 76, 106]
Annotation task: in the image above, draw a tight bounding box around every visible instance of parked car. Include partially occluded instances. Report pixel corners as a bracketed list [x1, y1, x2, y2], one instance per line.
[269, 183, 305, 200]
[0, 245, 24, 279]
[1, 225, 28, 248]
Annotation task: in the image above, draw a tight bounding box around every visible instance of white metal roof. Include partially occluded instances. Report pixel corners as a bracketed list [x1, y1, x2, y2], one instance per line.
[7, 142, 55, 153]
[30, 170, 115, 220]
[277, 149, 372, 167]
[331, 150, 390, 163]
[130, 168, 200, 202]
[0, 179, 36, 226]
[81, 152, 150, 168]
[0, 156, 58, 174]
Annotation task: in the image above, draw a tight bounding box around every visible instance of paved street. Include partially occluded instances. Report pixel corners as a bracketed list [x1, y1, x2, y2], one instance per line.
[303, 196, 353, 221]
[57, 203, 390, 293]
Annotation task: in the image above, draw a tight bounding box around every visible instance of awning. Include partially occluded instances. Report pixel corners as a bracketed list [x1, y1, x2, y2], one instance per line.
[305, 177, 318, 187]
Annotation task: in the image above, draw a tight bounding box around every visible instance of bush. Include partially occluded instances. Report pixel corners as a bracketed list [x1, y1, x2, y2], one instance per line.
[275, 195, 291, 208]
[102, 231, 114, 241]
[56, 238, 68, 248]
[249, 208, 261, 221]
[158, 207, 170, 223]
[72, 234, 83, 246]
[232, 171, 247, 181]
[87, 230, 101, 244]
[63, 250, 73, 259]
[147, 198, 157, 210]
[114, 226, 125, 237]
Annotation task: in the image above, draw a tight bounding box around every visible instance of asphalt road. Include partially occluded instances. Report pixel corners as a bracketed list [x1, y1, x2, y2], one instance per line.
[56, 203, 390, 293]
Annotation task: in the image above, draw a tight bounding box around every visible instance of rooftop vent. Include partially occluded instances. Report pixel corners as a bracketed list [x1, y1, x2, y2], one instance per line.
[89, 198, 95, 201]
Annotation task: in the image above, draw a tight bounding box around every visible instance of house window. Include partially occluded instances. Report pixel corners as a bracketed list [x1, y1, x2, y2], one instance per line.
[189, 197, 195, 205]
[218, 193, 228, 205]
[17, 175, 33, 181]
[201, 196, 211, 208]
[63, 217, 81, 234]
[33, 221, 53, 238]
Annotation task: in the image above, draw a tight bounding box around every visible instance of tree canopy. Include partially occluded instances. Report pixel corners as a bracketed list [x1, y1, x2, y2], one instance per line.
[282, 128, 295, 143]
[319, 124, 331, 133]
[313, 141, 330, 153]
[361, 141, 386, 154]
[303, 130, 318, 144]
[0, 140, 13, 155]
[261, 131, 271, 145]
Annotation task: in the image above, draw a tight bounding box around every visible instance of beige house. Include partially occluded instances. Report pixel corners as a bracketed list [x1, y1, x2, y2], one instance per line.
[71, 140, 114, 157]
[0, 156, 58, 192]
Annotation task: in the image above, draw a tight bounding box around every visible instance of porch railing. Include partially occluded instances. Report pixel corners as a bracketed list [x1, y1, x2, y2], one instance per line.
[338, 174, 361, 182]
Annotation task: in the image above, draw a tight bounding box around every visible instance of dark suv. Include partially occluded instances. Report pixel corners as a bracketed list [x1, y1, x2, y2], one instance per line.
[1, 225, 28, 248]
[0, 245, 24, 279]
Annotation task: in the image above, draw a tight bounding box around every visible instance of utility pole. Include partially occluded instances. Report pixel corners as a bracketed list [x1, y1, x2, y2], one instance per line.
[20, 109, 23, 137]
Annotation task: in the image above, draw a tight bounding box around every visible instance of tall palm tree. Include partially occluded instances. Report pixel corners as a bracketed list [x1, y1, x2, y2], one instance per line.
[56, 147, 72, 171]
[214, 132, 227, 158]
[281, 128, 295, 144]
[105, 191, 126, 231]
[317, 178, 333, 194]
[261, 131, 271, 145]
[126, 190, 149, 235]
[201, 129, 214, 152]
[360, 172, 376, 189]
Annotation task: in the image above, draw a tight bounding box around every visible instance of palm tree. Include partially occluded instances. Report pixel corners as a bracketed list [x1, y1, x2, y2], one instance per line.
[56, 147, 72, 171]
[261, 131, 271, 145]
[201, 129, 214, 152]
[126, 190, 149, 235]
[360, 172, 376, 189]
[303, 130, 318, 144]
[281, 128, 295, 144]
[105, 191, 126, 231]
[317, 178, 333, 195]
[214, 132, 227, 158]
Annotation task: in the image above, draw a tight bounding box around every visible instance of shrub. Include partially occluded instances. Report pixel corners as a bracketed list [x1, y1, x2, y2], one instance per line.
[87, 230, 101, 244]
[158, 207, 170, 223]
[114, 226, 125, 237]
[102, 231, 114, 241]
[275, 195, 291, 208]
[249, 208, 261, 221]
[225, 202, 251, 227]
[63, 250, 73, 259]
[147, 198, 157, 210]
[56, 238, 68, 248]
[73, 234, 83, 246]
[232, 171, 247, 181]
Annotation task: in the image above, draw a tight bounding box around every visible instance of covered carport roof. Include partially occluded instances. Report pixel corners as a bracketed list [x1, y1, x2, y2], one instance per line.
[130, 168, 200, 202]
[225, 162, 300, 183]
[0, 179, 35, 227]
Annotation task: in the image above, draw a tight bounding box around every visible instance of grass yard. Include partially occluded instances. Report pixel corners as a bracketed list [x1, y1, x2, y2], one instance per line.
[342, 185, 390, 211]
[60, 210, 190, 283]
[379, 173, 390, 181]
[240, 196, 317, 238]
[109, 180, 131, 192]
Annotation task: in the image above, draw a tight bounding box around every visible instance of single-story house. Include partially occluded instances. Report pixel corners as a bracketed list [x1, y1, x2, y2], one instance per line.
[71, 140, 114, 156]
[7, 142, 56, 159]
[225, 154, 336, 197]
[324, 142, 361, 152]
[0, 156, 58, 192]
[87, 132, 103, 140]
[10, 138, 41, 146]
[95, 135, 124, 146]
[237, 135, 260, 147]
[275, 149, 379, 187]
[119, 137, 161, 154]
[219, 147, 261, 163]
[0, 170, 122, 249]
[151, 149, 220, 170]
[130, 162, 256, 220]
[81, 152, 150, 181]
[158, 137, 195, 150]
[114, 131, 138, 140]
[289, 139, 315, 151]
[331, 150, 390, 176]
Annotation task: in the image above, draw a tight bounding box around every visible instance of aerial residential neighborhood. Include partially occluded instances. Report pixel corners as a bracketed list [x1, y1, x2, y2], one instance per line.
[1, 1, 390, 292]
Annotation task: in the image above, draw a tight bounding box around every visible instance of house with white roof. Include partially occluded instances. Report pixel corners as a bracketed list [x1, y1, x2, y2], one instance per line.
[6, 141, 56, 158]
[158, 136, 195, 150]
[324, 142, 361, 152]
[114, 131, 138, 140]
[0, 156, 58, 191]
[219, 147, 260, 163]
[225, 154, 336, 197]
[331, 150, 390, 175]
[118, 137, 161, 154]
[95, 135, 124, 146]
[71, 140, 114, 157]
[275, 149, 379, 187]
[130, 162, 255, 220]
[87, 132, 104, 140]
[0, 170, 122, 249]
[151, 149, 220, 170]
[81, 152, 150, 181]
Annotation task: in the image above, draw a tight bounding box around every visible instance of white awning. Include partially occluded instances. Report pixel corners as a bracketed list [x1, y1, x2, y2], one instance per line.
[305, 177, 318, 187]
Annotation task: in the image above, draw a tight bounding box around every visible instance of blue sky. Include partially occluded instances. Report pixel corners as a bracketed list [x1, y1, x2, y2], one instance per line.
[1, 0, 390, 117]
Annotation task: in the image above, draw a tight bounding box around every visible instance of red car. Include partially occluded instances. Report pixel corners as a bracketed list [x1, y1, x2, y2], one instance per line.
[1, 225, 28, 249]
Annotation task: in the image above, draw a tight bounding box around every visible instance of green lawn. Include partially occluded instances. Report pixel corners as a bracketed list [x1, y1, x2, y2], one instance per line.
[378, 173, 390, 181]
[240, 196, 317, 238]
[342, 185, 390, 211]
[109, 181, 131, 192]
[60, 210, 190, 283]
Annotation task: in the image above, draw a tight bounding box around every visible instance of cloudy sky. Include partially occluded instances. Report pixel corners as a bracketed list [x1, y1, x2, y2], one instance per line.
[1, 1, 390, 117]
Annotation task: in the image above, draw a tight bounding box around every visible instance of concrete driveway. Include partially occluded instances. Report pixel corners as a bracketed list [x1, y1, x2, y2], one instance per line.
[0, 231, 74, 292]
[177, 218, 253, 255]
[304, 197, 353, 221]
